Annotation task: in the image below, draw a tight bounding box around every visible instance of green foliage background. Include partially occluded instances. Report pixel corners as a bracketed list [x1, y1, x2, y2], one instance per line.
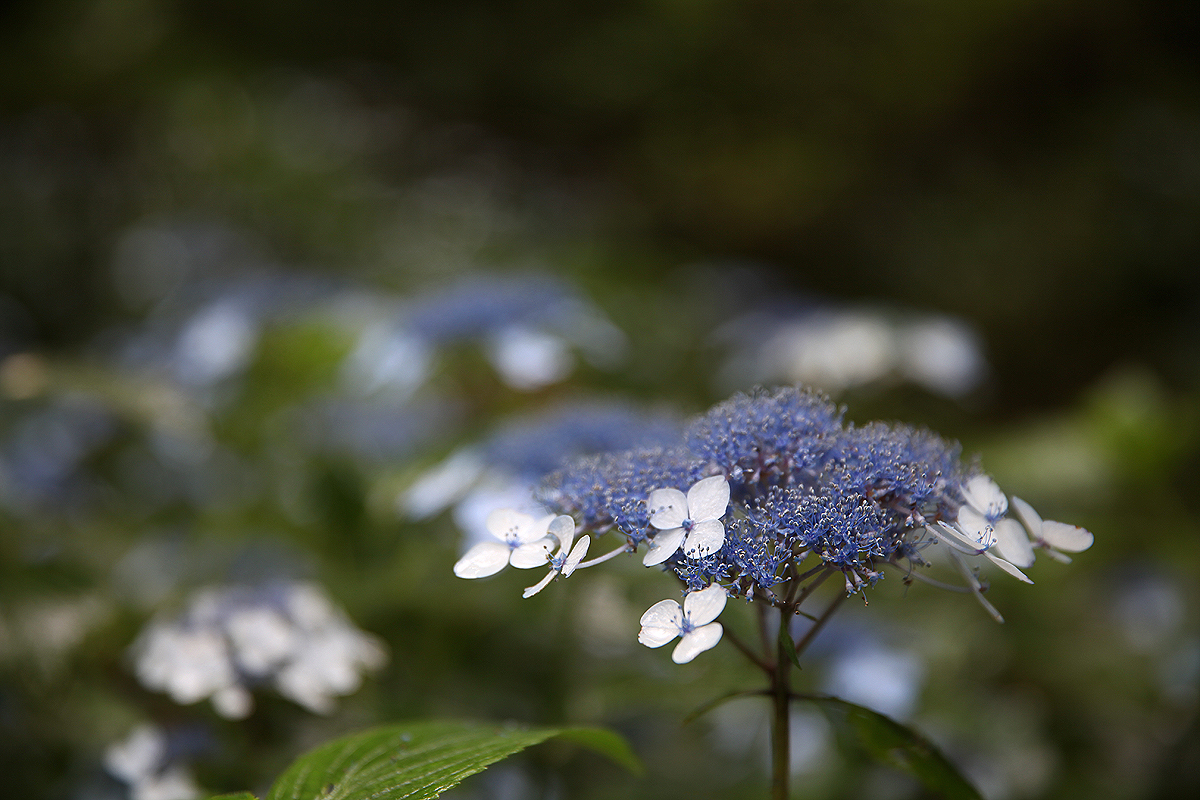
[1, 2, 1197, 799]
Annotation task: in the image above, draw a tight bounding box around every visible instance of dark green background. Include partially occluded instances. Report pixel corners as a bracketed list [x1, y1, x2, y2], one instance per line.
[1, 2, 1197, 799]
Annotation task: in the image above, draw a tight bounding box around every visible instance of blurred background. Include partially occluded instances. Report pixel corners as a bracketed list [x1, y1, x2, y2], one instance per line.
[1, 1, 1197, 799]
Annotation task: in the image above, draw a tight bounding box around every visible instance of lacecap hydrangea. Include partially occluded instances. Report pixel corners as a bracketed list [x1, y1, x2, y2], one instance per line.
[455, 387, 1093, 662]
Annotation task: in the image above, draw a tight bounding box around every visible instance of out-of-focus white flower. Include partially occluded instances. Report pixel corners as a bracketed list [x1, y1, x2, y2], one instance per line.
[484, 326, 573, 390]
[638, 584, 727, 664]
[342, 323, 432, 398]
[398, 448, 486, 520]
[132, 582, 386, 717]
[173, 301, 257, 387]
[715, 305, 986, 398]
[823, 641, 924, 719]
[104, 725, 200, 800]
[898, 317, 986, 397]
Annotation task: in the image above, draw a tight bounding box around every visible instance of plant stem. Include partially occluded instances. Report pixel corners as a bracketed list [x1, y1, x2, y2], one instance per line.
[769, 585, 846, 800]
[771, 605, 793, 800]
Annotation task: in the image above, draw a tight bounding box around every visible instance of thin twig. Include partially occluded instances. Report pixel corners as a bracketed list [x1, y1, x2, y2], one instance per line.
[680, 688, 769, 727]
[793, 591, 846, 658]
[723, 624, 772, 673]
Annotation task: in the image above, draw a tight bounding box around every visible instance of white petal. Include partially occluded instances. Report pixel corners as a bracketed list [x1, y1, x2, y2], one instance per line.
[485, 508, 535, 542]
[547, 515, 575, 551]
[984, 551, 1034, 584]
[1039, 521, 1094, 552]
[639, 598, 683, 630]
[509, 537, 554, 568]
[991, 518, 1035, 568]
[954, 507, 994, 547]
[686, 475, 730, 522]
[522, 571, 557, 599]
[453, 542, 512, 578]
[638, 599, 683, 648]
[647, 488, 688, 529]
[682, 584, 727, 626]
[932, 521, 991, 555]
[642, 527, 686, 566]
[525, 514, 557, 543]
[672, 623, 723, 663]
[561, 535, 590, 577]
[1010, 496, 1043, 536]
[639, 625, 679, 648]
[683, 519, 725, 558]
[963, 474, 1008, 518]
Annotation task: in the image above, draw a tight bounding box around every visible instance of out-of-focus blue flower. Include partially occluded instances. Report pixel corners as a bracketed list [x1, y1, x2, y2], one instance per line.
[344, 273, 626, 395]
[400, 400, 680, 551]
[0, 395, 118, 513]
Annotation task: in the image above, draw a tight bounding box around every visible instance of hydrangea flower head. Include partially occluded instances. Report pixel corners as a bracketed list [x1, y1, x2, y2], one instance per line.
[456, 386, 1096, 660]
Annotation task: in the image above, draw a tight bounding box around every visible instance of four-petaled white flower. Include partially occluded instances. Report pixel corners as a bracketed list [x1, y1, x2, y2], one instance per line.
[523, 515, 592, 598]
[997, 496, 1094, 565]
[643, 475, 730, 565]
[453, 508, 556, 579]
[638, 584, 727, 663]
[930, 474, 1033, 584]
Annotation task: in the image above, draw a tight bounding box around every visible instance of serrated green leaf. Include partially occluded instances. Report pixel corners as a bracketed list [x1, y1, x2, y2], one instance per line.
[207, 794, 257, 800]
[265, 720, 640, 800]
[809, 696, 983, 800]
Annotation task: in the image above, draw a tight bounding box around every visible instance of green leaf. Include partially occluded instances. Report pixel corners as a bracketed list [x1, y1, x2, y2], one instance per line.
[778, 623, 802, 668]
[808, 696, 983, 800]
[265, 720, 640, 800]
[207, 794, 257, 800]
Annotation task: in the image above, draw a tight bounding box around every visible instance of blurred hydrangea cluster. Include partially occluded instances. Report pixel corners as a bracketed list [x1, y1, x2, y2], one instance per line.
[714, 304, 985, 397]
[345, 272, 626, 396]
[103, 724, 200, 800]
[401, 400, 679, 546]
[133, 581, 386, 717]
[456, 386, 1093, 662]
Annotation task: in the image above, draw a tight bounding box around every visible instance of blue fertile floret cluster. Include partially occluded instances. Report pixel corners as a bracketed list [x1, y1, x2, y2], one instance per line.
[537, 386, 969, 599]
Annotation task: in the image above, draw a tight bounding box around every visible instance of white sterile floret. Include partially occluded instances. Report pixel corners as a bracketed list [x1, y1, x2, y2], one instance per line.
[643, 475, 730, 565]
[453, 508, 557, 578]
[638, 584, 727, 664]
[523, 515, 591, 598]
[1007, 496, 1095, 564]
[955, 474, 1008, 540]
[929, 475, 1033, 585]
